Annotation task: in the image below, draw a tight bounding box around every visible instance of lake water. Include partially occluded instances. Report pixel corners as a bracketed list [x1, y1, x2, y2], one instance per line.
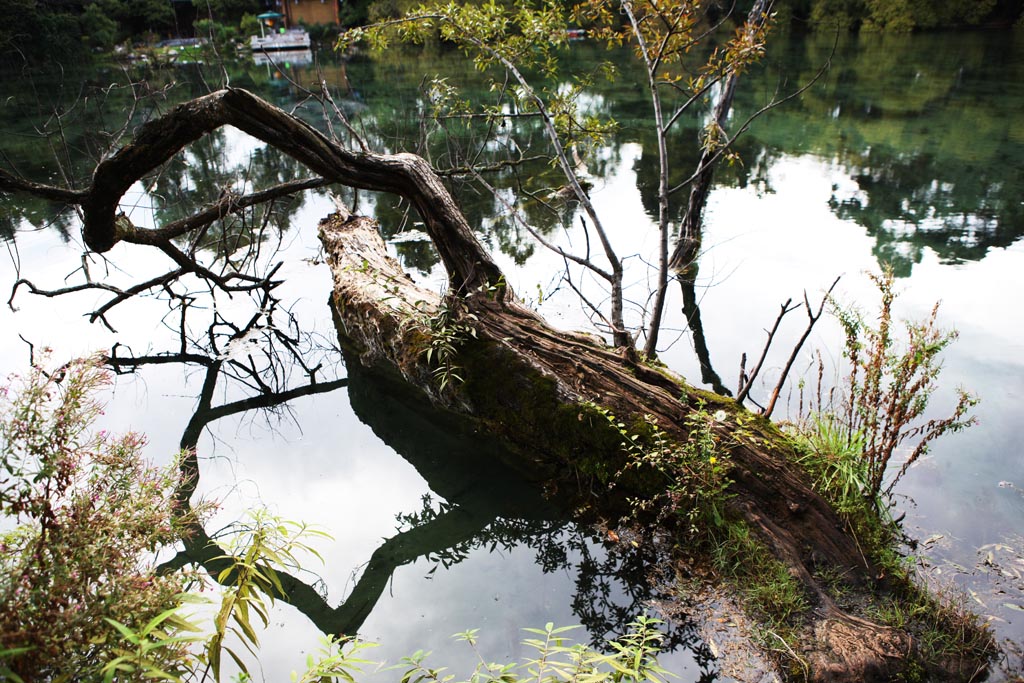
[1, 28, 1022, 681]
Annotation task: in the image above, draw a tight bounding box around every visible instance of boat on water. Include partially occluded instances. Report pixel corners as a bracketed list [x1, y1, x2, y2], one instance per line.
[251, 12, 310, 51]
[253, 48, 313, 66]
[251, 27, 310, 51]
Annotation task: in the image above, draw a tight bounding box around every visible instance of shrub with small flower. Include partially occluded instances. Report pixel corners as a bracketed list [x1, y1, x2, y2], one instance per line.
[595, 402, 733, 540]
[595, 404, 811, 633]
[0, 354, 197, 681]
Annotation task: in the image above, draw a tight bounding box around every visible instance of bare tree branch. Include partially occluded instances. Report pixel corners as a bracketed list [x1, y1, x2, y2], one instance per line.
[121, 177, 329, 246]
[2, 88, 507, 297]
[0, 168, 87, 203]
[735, 297, 798, 405]
[762, 276, 841, 418]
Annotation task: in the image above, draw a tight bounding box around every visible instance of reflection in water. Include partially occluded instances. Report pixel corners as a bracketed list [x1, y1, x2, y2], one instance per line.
[3, 28, 1024, 675]
[679, 277, 731, 398]
[827, 156, 1018, 276]
[102, 280, 714, 673]
[0, 195, 74, 243]
[341, 344, 713, 664]
[253, 49, 314, 67]
[6, 32, 1019, 274]
[331, 32, 1024, 277]
[728, 31, 1024, 275]
[151, 130, 319, 263]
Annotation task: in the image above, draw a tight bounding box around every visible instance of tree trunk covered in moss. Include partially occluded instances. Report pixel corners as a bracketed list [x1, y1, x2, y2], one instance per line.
[320, 213, 989, 683]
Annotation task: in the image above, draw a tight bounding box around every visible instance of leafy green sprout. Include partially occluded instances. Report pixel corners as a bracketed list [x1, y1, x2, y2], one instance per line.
[588, 402, 733, 536]
[398, 617, 673, 683]
[101, 601, 206, 683]
[204, 509, 333, 682]
[789, 412, 870, 515]
[422, 299, 479, 393]
[291, 636, 380, 683]
[415, 276, 511, 394]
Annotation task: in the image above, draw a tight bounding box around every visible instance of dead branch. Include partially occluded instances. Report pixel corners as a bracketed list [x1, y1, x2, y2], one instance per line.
[1, 89, 506, 297]
[106, 343, 214, 371]
[120, 177, 329, 247]
[762, 276, 841, 418]
[9, 277, 121, 311]
[0, 168, 87, 203]
[735, 297, 798, 405]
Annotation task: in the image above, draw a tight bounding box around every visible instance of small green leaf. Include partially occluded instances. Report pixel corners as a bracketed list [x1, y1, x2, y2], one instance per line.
[104, 618, 140, 642]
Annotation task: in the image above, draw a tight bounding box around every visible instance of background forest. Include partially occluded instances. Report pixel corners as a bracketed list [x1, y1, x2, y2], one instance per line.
[2, 0, 1024, 66]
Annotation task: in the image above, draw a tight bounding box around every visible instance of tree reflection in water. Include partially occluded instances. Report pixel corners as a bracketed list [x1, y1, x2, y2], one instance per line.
[89, 259, 715, 676]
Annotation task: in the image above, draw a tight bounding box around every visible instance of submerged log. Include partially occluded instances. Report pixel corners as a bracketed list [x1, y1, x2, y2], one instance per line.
[320, 212, 987, 683]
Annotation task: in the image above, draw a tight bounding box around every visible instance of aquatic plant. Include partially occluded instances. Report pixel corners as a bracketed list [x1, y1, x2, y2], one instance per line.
[831, 269, 978, 502]
[399, 617, 671, 683]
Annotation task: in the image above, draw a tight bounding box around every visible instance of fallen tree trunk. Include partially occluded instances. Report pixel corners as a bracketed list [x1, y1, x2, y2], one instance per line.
[320, 212, 987, 683]
[1, 87, 990, 682]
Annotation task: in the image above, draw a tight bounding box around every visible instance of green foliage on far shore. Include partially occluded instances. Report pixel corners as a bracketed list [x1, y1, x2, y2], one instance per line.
[0, 0, 176, 65]
[781, 0, 1019, 32]
[3, 0, 1022, 68]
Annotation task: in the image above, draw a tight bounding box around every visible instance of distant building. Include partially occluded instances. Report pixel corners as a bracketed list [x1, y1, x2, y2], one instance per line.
[279, 0, 339, 26]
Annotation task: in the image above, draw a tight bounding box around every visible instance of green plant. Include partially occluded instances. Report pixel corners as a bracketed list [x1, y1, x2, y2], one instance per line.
[398, 617, 672, 683]
[602, 614, 670, 683]
[709, 522, 808, 633]
[601, 403, 732, 538]
[0, 354, 198, 681]
[585, 403, 813, 640]
[239, 13, 260, 37]
[863, 584, 995, 672]
[788, 412, 869, 514]
[0, 647, 32, 683]
[204, 509, 331, 681]
[418, 296, 479, 393]
[194, 18, 239, 48]
[0, 354, 354, 682]
[831, 269, 977, 503]
[292, 635, 379, 683]
[101, 602, 206, 682]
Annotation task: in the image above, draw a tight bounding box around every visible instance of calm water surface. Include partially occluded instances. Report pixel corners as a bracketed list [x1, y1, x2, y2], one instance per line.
[1, 29, 1022, 680]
